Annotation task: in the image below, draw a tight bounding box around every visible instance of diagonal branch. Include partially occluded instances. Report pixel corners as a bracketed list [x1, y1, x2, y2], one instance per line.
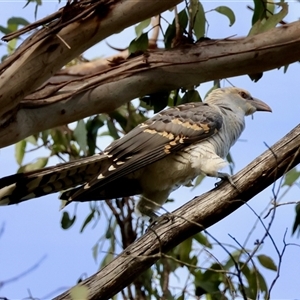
[1, 20, 300, 149]
[0, 0, 182, 126]
[53, 125, 300, 300]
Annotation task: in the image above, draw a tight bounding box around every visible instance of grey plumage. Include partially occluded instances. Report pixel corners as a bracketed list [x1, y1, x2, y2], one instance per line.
[0, 87, 271, 218]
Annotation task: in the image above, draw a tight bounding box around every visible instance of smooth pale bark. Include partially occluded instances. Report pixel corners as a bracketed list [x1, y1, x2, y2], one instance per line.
[0, 0, 182, 126]
[1, 20, 300, 148]
[53, 124, 300, 300]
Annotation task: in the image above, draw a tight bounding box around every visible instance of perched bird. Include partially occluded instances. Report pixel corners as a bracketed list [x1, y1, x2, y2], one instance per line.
[0, 87, 271, 219]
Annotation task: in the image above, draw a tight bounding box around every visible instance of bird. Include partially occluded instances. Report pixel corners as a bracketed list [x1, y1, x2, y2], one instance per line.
[0, 87, 271, 219]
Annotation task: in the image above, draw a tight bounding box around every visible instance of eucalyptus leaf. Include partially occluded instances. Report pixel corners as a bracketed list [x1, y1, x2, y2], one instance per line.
[214, 6, 235, 26]
[257, 254, 277, 271]
[15, 140, 26, 166]
[128, 32, 148, 54]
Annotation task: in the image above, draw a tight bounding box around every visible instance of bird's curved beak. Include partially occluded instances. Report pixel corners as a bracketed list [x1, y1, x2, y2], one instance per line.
[251, 98, 272, 112]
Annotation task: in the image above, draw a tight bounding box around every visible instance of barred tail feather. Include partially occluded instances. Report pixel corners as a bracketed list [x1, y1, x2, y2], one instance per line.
[0, 154, 108, 205]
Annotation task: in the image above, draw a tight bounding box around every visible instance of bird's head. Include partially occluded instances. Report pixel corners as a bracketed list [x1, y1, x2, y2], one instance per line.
[206, 87, 272, 116]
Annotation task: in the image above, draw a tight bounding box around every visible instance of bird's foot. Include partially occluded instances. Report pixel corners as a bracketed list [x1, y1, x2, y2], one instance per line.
[148, 213, 173, 229]
[215, 172, 241, 192]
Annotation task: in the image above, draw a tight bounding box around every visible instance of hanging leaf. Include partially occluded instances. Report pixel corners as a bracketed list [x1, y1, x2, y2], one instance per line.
[249, 2, 288, 35]
[192, 2, 206, 39]
[128, 32, 148, 54]
[282, 168, 300, 187]
[193, 232, 212, 248]
[181, 90, 202, 104]
[86, 115, 104, 155]
[74, 120, 87, 154]
[258, 2, 288, 32]
[18, 157, 48, 173]
[252, 0, 267, 25]
[15, 140, 26, 165]
[164, 9, 188, 48]
[70, 285, 89, 300]
[292, 203, 300, 237]
[107, 119, 120, 140]
[80, 209, 95, 233]
[61, 211, 76, 230]
[140, 91, 170, 113]
[257, 254, 277, 271]
[7, 17, 30, 26]
[92, 243, 99, 262]
[192, 174, 205, 189]
[178, 237, 193, 262]
[256, 270, 268, 294]
[214, 6, 236, 27]
[135, 18, 151, 38]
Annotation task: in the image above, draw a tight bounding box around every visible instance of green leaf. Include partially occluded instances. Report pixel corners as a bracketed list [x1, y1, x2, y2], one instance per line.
[140, 91, 170, 113]
[61, 211, 76, 230]
[178, 237, 192, 262]
[74, 120, 87, 154]
[18, 157, 48, 173]
[257, 254, 277, 271]
[100, 251, 114, 268]
[226, 152, 235, 175]
[25, 135, 38, 146]
[192, 174, 205, 190]
[259, 2, 288, 32]
[8, 17, 30, 26]
[0, 26, 10, 35]
[15, 140, 26, 165]
[70, 285, 89, 300]
[135, 18, 151, 38]
[181, 90, 202, 104]
[252, 0, 267, 25]
[292, 203, 300, 237]
[128, 32, 148, 54]
[107, 119, 120, 140]
[164, 9, 188, 48]
[86, 116, 104, 155]
[282, 168, 300, 187]
[214, 6, 235, 26]
[193, 232, 212, 248]
[80, 209, 95, 233]
[256, 270, 268, 294]
[249, 2, 288, 35]
[192, 2, 206, 39]
[92, 243, 99, 262]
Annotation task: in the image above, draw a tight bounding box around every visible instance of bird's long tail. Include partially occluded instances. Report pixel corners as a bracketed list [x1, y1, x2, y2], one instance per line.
[0, 154, 108, 205]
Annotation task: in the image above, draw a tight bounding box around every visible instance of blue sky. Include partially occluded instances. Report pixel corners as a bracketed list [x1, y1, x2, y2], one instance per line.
[0, 1, 300, 299]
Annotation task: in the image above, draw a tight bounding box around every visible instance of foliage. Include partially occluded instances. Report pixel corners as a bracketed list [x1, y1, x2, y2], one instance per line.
[1, 0, 299, 299]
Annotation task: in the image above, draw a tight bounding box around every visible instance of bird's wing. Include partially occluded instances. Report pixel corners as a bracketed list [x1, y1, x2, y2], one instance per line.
[68, 102, 223, 201]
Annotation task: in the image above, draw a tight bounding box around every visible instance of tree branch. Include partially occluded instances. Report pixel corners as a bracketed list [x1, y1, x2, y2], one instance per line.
[0, 0, 182, 126]
[1, 20, 300, 148]
[53, 124, 300, 300]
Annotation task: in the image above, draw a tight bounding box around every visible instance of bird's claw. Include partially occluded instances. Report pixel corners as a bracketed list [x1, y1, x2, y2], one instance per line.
[215, 172, 241, 192]
[148, 213, 173, 229]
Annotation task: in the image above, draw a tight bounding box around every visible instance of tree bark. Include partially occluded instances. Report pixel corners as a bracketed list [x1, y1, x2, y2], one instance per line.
[53, 124, 300, 300]
[1, 20, 300, 148]
[0, 0, 182, 127]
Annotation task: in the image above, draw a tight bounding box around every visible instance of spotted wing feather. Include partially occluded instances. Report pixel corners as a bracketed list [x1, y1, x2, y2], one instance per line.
[67, 102, 223, 201]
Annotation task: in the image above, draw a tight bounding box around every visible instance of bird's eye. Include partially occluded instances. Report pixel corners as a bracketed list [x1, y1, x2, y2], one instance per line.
[239, 91, 252, 100]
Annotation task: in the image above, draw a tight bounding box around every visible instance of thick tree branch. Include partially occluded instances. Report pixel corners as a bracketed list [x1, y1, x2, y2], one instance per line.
[0, 0, 182, 126]
[1, 20, 300, 148]
[54, 124, 300, 300]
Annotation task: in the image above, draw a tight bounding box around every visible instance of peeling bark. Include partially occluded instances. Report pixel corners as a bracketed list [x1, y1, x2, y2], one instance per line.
[0, 0, 182, 127]
[0, 20, 300, 148]
[53, 124, 300, 300]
